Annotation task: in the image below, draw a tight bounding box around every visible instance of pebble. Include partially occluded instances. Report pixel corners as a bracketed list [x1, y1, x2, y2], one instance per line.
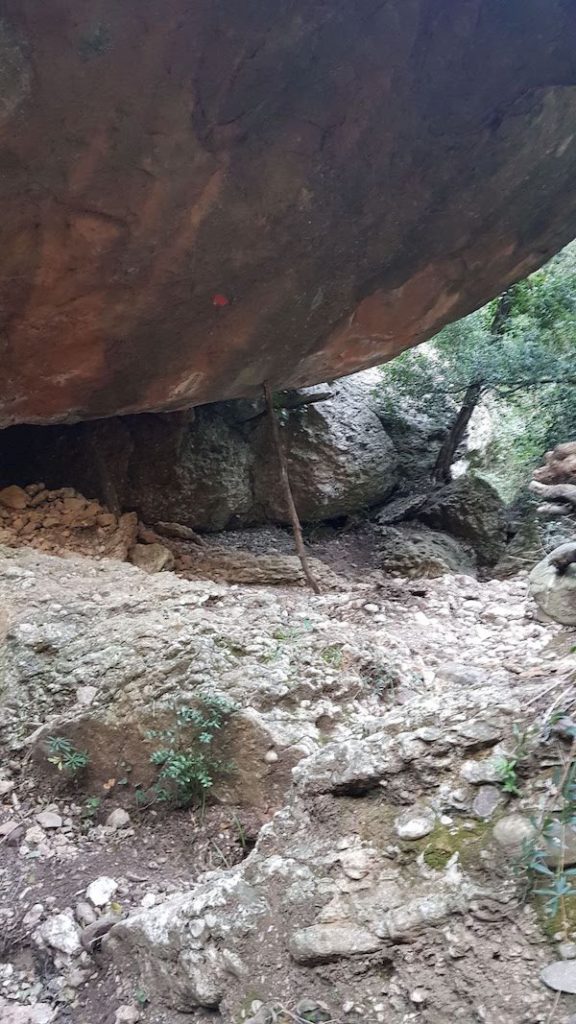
[35, 810, 63, 829]
[114, 1007, 141, 1024]
[492, 815, 536, 857]
[340, 848, 373, 880]
[86, 875, 119, 907]
[410, 988, 429, 1005]
[22, 903, 44, 928]
[294, 999, 331, 1022]
[472, 786, 502, 820]
[76, 685, 98, 706]
[540, 960, 576, 993]
[37, 912, 81, 955]
[25, 825, 46, 845]
[543, 820, 576, 868]
[0, 779, 15, 796]
[0, 485, 29, 510]
[75, 901, 97, 927]
[395, 807, 436, 841]
[106, 808, 131, 830]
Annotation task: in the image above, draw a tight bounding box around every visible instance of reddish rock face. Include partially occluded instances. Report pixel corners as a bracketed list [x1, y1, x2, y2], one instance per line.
[2, 0, 576, 425]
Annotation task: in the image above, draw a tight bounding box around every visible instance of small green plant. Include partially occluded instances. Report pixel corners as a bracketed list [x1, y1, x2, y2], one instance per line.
[511, 711, 576, 936]
[496, 724, 533, 796]
[496, 757, 521, 796]
[82, 796, 101, 819]
[48, 736, 90, 776]
[320, 644, 344, 669]
[146, 693, 235, 808]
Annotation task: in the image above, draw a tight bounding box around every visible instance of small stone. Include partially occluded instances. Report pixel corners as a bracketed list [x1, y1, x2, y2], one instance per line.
[364, 603, 379, 614]
[264, 749, 279, 764]
[140, 893, 157, 909]
[0, 1004, 57, 1024]
[36, 810, 63, 829]
[435, 664, 487, 687]
[23, 903, 45, 928]
[543, 820, 576, 868]
[290, 923, 382, 963]
[25, 825, 46, 844]
[395, 806, 436, 841]
[460, 757, 502, 785]
[38, 911, 81, 955]
[4, 823, 24, 846]
[75, 901, 97, 927]
[106, 808, 131, 830]
[472, 786, 502, 820]
[410, 988, 429, 1005]
[457, 720, 501, 747]
[540, 960, 576, 993]
[0, 779, 15, 796]
[28, 1007, 56, 1024]
[492, 815, 536, 857]
[86, 875, 118, 907]
[76, 685, 98, 706]
[558, 942, 576, 960]
[97, 512, 116, 527]
[0, 485, 29, 510]
[114, 1007, 141, 1024]
[416, 727, 443, 743]
[128, 542, 174, 574]
[294, 999, 331, 1022]
[339, 848, 372, 880]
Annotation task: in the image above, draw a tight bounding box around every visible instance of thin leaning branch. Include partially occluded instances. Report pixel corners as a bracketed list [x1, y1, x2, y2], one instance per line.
[263, 382, 320, 594]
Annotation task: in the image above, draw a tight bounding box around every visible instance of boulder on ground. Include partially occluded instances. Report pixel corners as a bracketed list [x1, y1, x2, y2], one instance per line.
[529, 541, 576, 625]
[417, 477, 506, 567]
[533, 442, 576, 486]
[252, 381, 398, 522]
[377, 524, 476, 578]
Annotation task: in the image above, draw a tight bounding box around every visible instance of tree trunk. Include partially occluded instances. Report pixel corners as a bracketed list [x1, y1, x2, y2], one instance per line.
[432, 380, 483, 484]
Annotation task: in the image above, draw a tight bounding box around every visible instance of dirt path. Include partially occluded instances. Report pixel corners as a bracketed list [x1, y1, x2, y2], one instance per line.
[1, 539, 575, 1024]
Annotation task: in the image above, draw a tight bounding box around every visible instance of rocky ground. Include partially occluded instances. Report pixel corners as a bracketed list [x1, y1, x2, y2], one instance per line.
[1, 486, 576, 1024]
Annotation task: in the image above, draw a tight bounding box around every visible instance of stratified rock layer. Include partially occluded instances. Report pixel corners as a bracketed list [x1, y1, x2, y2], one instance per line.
[2, 1, 576, 424]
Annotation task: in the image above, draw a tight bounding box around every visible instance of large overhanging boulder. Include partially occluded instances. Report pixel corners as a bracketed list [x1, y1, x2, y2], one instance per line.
[2, 0, 576, 425]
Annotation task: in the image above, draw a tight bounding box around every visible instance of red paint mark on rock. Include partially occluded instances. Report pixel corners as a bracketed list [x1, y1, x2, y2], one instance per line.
[212, 293, 230, 307]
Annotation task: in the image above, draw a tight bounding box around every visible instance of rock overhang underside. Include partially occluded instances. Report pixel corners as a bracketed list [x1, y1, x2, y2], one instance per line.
[2, 0, 576, 425]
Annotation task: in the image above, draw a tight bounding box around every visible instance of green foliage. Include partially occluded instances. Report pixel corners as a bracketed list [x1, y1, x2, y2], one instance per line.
[47, 736, 90, 776]
[510, 710, 576, 935]
[376, 243, 576, 489]
[320, 644, 344, 668]
[146, 693, 235, 808]
[496, 725, 533, 796]
[82, 796, 101, 819]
